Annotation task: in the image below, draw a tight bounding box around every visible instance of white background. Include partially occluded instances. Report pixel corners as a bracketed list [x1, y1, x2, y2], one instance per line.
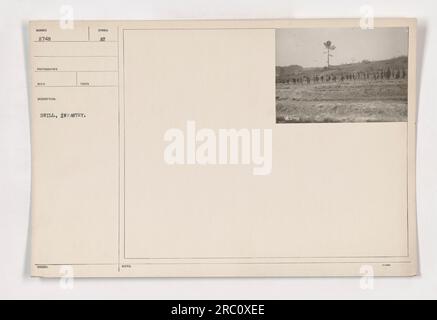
[0, 0, 436, 300]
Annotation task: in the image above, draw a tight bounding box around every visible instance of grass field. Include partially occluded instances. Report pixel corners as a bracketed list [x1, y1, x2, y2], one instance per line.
[276, 79, 408, 123]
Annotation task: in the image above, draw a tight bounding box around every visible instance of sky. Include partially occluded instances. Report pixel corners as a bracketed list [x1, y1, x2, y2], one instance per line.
[276, 27, 409, 68]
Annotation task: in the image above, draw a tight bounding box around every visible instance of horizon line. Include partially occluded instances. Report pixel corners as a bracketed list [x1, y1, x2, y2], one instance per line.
[276, 55, 408, 69]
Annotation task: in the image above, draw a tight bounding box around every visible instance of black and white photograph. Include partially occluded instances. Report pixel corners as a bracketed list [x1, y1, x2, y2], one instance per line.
[276, 28, 409, 123]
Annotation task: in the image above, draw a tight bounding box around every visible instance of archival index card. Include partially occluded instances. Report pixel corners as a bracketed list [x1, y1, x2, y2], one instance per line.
[30, 19, 418, 277]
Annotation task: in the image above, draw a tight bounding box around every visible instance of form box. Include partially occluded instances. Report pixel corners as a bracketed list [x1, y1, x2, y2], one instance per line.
[77, 71, 118, 86]
[32, 41, 117, 57]
[33, 71, 118, 87]
[33, 56, 118, 72]
[34, 71, 76, 87]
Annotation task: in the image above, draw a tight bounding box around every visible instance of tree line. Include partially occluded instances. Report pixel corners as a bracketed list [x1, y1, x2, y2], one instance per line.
[278, 67, 407, 85]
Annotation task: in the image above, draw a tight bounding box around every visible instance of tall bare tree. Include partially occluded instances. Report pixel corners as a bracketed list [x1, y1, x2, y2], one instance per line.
[323, 40, 336, 68]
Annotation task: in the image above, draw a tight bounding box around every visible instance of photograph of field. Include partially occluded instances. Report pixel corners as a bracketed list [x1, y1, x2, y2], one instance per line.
[276, 28, 409, 123]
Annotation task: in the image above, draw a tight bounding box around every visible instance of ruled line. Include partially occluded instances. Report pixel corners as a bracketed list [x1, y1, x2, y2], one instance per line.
[33, 55, 118, 58]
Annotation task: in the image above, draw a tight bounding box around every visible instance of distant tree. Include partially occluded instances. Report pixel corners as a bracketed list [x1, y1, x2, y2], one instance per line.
[323, 40, 336, 68]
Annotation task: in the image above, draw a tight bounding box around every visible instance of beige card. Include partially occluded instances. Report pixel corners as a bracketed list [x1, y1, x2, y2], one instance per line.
[29, 19, 417, 277]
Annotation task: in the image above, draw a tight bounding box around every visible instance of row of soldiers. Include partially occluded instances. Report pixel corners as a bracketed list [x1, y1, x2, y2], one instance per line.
[279, 68, 408, 85]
